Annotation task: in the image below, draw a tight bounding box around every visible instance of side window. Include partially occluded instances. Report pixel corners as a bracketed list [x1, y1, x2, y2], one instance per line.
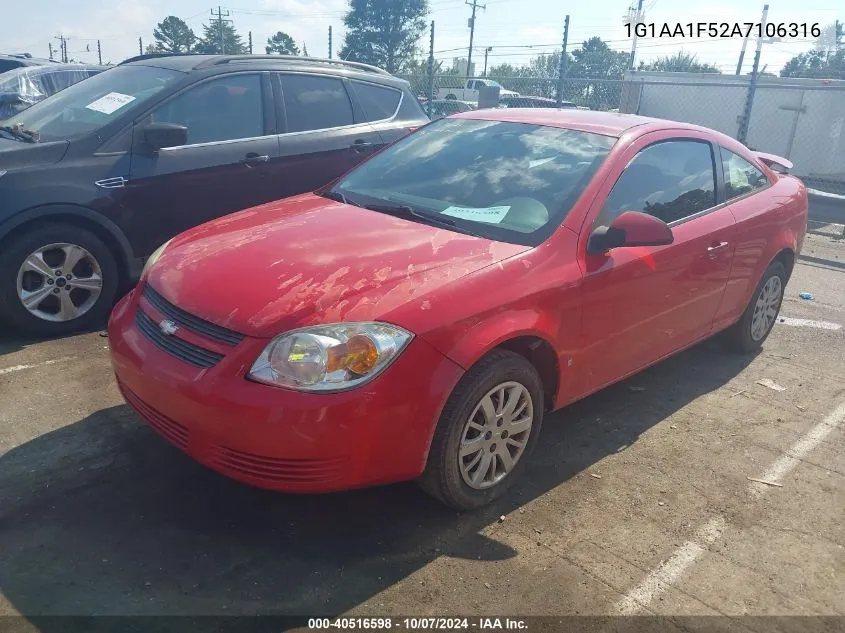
[722, 149, 769, 200]
[281, 74, 353, 133]
[152, 74, 264, 145]
[597, 140, 716, 227]
[351, 81, 401, 122]
[0, 60, 21, 73]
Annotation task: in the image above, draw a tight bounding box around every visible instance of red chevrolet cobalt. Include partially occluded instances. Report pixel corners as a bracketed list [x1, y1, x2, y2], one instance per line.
[109, 109, 807, 509]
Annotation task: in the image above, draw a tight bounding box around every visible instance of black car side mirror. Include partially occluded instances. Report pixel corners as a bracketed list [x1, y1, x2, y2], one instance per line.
[587, 211, 673, 256]
[143, 122, 188, 151]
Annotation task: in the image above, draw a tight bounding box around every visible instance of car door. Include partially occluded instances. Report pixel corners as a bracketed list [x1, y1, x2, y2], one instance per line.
[267, 72, 384, 199]
[575, 135, 736, 396]
[124, 72, 279, 255]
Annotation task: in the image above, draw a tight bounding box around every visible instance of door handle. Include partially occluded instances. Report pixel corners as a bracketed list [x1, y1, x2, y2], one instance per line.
[242, 152, 270, 165]
[707, 241, 729, 253]
[351, 139, 376, 152]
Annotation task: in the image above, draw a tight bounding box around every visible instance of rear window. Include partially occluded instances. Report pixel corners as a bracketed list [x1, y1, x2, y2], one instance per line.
[351, 81, 401, 122]
[332, 118, 616, 246]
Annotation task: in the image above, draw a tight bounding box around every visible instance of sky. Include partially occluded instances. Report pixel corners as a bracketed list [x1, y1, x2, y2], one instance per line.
[0, 0, 839, 75]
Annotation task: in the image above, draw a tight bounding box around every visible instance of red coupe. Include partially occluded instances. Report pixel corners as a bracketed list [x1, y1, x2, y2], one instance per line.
[109, 109, 807, 510]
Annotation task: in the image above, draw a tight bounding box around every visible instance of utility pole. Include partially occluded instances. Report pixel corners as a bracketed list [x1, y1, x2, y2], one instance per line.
[736, 29, 751, 74]
[328, 26, 332, 59]
[556, 15, 570, 106]
[248, 31, 253, 54]
[138, 37, 143, 55]
[465, 0, 485, 79]
[54, 35, 68, 63]
[211, 6, 231, 54]
[48, 42, 54, 61]
[482, 46, 492, 76]
[628, 0, 644, 69]
[97, 40, 102, 65]
[738, 4, 769, 144]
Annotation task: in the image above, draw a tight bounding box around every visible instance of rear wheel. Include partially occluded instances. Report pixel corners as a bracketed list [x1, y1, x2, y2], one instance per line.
[0, 224, 119, 337]
[419, 350, 544, 510]
[724, 260, 786, 353]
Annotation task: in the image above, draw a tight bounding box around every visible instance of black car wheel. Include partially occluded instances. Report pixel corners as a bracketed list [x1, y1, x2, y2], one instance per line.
[723, 260, 786, 354]
[0, 223, 119, 336]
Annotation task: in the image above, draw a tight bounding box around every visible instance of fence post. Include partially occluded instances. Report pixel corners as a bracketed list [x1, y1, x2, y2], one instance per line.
[427, 21, 435, 119]
[556, 15, 570, 107]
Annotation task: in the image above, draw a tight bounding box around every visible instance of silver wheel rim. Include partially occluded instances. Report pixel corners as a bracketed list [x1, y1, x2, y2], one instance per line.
[750, 275, 782, 341]
[458, 381, 534, 490]
[16, 242, 104, 323]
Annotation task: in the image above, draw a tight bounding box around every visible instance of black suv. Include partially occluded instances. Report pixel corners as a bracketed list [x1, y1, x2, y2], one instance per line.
[0, 54, 428, 335]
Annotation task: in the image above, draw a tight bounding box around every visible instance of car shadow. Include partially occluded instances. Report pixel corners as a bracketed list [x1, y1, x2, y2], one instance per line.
[0, 339, 757, 623]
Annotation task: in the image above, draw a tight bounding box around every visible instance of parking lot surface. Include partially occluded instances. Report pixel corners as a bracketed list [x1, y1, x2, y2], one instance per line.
[1, 229, 843, 628]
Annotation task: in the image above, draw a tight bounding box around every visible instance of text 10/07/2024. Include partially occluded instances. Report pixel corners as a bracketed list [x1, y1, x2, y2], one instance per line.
[625, 22, 821, 39]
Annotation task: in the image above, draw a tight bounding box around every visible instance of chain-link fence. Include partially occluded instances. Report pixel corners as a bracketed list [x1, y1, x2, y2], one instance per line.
[400, 74, 626, 111]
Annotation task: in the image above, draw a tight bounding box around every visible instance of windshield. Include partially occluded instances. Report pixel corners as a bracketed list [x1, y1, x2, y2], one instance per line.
[2, 65, 182, 142]
[330, 118, 616, 246]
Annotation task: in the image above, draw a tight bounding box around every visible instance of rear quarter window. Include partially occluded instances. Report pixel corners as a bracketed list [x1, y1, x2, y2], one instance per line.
[351, 81, 401, 122]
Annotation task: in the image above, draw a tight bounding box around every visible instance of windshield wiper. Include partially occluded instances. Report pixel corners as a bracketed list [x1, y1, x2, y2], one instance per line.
[362, 202, 484, 238]
[0, 125, 38, 143]
[318, 189, 352, 204]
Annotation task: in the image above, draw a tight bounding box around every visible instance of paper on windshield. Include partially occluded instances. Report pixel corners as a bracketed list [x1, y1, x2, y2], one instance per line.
[85, 92, 136, 115]
[442, 205, 511, 224]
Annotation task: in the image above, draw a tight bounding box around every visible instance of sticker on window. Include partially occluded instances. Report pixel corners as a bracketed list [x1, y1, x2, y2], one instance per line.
[442, 205, 511, 224]
[85, 92, 136, 115]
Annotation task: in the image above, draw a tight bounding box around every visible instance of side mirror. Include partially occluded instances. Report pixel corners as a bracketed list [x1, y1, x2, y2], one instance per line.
[587, 211, 673, 256]
[143, 122, 188, 151]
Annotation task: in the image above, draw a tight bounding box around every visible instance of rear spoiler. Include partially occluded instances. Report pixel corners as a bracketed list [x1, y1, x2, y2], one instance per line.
[753, 151, 793, 173]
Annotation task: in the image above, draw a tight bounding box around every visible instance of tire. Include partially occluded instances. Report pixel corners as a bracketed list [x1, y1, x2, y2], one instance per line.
[419, 350, 544, 511]
[0, 223, 120, 337]
[723, 260, 786, 354]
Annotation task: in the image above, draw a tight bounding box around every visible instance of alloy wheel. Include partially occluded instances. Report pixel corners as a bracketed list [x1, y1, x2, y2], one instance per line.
[750, 274, 782, 341]
[16, 243, 104, 323]
[458, 381, 534, 490]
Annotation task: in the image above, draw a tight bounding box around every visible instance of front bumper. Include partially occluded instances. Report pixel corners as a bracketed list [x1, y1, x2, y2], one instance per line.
[108, 286, 464, 493]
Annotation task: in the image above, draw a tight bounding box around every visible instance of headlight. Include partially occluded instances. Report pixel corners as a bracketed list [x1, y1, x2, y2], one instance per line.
[141, 239, 173, 277]
[248, 322, 413, 392]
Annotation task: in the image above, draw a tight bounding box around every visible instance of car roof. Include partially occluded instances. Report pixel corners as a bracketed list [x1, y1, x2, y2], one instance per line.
[120, 54, 401, 82]
[453, 108, 701, 137]
[0, 55, 57, 67]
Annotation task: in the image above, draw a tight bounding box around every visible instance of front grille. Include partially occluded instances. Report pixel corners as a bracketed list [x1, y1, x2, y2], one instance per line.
[119, 380, 189, 450]
[136, 309, 224, 368]
[143, 285, 244, 346]
[212, 445, 349, 484]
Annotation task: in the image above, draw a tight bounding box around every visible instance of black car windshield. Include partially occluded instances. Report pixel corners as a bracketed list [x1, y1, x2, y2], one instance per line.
[330, 118, 616, 246]
[2, 65, 182, 142]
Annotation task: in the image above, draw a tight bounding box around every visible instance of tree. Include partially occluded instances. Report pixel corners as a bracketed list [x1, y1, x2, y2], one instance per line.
[144, 43, 161, 54]
[339, 0, 429, 73]
[568, 37, 629, 109]
[639, 52, 719, 73]
[195, 20, 248, 54]
[153, 16, 197, 53]
[781, 49, 845, 79]
[265, 31, 299, 55]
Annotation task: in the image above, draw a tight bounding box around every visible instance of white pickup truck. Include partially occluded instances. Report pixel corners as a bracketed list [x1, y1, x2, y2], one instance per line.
[435, 78, 519, 102]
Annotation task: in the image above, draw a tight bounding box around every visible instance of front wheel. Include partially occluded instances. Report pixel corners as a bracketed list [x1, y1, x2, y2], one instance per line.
[724, 260, 786, 353]
[0, 223, 119, 337]
[419, 350, 544, 510]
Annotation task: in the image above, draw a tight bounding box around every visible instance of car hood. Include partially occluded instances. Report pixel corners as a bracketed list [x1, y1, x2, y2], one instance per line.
[147, 194, 529, 338]
[0, 138, 68, 170]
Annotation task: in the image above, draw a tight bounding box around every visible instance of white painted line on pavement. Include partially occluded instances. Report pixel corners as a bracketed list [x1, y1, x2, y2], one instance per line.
[616, 399, 845, 613]
[777, 317, 842, 331]
[0, 356, 76, 376]
[750, 400, 845, 498]
[615, 517, 726, 615]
